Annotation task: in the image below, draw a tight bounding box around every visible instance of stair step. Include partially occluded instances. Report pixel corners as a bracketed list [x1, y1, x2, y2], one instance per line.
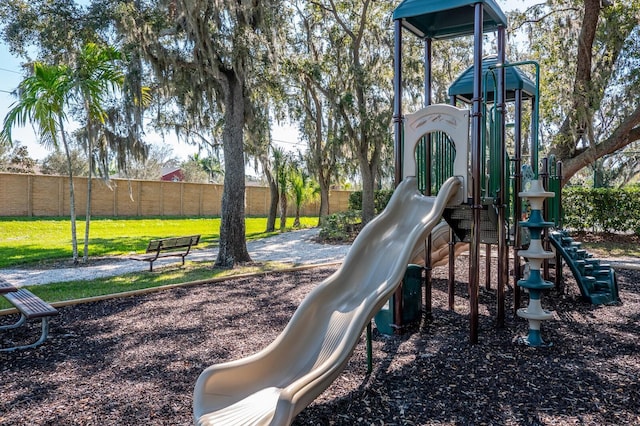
[561, 237, 574, 246]
[582, 276, 597, 292]
[589, 291, 614, 305]
[586, 259, 601, 267]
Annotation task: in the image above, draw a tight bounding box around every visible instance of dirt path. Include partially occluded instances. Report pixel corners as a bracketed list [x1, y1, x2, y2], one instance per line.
[0, 228, 350, 287]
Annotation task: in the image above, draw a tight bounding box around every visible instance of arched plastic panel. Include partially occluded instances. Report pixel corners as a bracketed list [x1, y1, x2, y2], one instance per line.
[403, 104, 469, 205]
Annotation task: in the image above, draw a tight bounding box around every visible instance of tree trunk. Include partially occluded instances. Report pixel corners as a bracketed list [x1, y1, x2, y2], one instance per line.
[311, 88, 331, 226]
[263, 164, 278, 232]
[84, 160, 92, 263]
[317, 170, 331, 227]
[359, 156, 376, 224]
[59, 119, 78, 265]
[293, 205, 301, 228]
[215, 73, 251, 268]
[551, 0, 621, 170]
[279, 189, 288, 230]
[83, 115, 93, 263]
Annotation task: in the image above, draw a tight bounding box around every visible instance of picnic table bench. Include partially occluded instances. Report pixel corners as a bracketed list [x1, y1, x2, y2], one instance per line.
[1, 279, 58, 352]
[130, 235, 201, 271]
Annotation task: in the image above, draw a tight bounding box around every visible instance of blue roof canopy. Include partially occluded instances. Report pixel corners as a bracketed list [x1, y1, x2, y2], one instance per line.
[393, 0, 508, 39]
[448, 56, 537, 103]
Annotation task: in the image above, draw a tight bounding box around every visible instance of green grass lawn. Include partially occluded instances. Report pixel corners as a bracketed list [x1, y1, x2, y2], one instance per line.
[0, 260, 299, 310]
[1, 215, 636, 310]
[0, 216, 319, 268]
[573, 231, 640, 258]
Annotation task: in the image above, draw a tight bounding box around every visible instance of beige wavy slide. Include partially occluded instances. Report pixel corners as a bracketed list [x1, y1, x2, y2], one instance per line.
[193, 175, 462, 426]
[411, 221, 469, 268]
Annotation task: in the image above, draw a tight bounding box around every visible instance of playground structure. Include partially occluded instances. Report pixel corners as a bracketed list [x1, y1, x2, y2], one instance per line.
[193, 1, 620, 424]
[391, 0, 619, 343]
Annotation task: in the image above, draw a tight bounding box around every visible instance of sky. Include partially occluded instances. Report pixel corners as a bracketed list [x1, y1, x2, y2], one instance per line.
[0, 0, 537, 163]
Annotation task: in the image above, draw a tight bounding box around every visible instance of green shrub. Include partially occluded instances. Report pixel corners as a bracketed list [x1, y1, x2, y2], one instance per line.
[563, 186, 640, 235]
[348, 192, 361, 211]
[348, 189, 394, 213]
[318, 210, 362, 242]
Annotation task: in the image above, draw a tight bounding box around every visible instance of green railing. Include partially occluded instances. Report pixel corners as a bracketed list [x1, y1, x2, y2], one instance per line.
[415, 132, 456, 196]
[545, 156, 563, 227]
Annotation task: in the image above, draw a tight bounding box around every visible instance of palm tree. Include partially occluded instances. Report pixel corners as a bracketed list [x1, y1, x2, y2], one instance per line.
[71, 43, 124, 263]
[1, 62, 82, 263]
[289, 165, 317, 228]
[190, 152, 224, 183]
[262, 144, 282, 233]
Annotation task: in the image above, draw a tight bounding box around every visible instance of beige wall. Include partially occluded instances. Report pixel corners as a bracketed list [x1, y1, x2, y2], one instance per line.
[0, 173, 352, 218]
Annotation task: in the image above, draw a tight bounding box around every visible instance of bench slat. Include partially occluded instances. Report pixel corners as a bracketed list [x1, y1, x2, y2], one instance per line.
[146, 240, 162, 251]
[146, 235, 200, 252]
[4, 289, 58, 319]
[0, 279, 18, 294]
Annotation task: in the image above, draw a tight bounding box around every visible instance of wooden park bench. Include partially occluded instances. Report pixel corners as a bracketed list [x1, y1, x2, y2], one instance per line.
[130, 235, 201, 271]
[1, 280, 59, 352]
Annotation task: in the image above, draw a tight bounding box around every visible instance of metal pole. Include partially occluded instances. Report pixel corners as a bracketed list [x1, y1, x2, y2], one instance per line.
[556, 161, 564, 229]
[366, 322, 372, 374]
[448, 229, 456, 310]
[496, 25, 507, 327]
[513, 89, 523, 315]
[393, 19, 403, 187]
[531, 98, 538, 176]
[485, 243, 491, 290]
[424, 37, 433, 319]
[393, 19, 404, 331]
[541, 157, 550, 281]
[448, 95, 457, 310]
[555, 161, 564, 293]
[469, 3, 484, 344]
[425, 38, 432, 107]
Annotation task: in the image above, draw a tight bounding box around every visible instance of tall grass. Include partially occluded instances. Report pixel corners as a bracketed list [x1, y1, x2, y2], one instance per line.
[0, 216, 318, 268]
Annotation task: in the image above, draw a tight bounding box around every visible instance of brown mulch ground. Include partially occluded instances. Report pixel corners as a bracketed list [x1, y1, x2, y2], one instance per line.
[1, 259, 639, 425]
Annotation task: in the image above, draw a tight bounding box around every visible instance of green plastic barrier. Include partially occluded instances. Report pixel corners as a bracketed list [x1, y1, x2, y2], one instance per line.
[374, 264, 423, 335]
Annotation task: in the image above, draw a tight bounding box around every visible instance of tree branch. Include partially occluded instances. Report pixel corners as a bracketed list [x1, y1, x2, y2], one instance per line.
[563, 102, 640, 180]
[510, 6, 580, 32]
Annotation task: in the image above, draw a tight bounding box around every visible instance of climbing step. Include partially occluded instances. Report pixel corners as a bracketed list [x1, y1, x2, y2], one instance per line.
[548, 230, 620, 305]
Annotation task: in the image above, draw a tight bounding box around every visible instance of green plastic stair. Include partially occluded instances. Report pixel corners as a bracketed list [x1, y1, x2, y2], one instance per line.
[548, 230, 620, 305]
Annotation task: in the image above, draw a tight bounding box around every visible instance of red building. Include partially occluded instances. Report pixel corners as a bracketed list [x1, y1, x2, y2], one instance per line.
[160, 167, 184, 182]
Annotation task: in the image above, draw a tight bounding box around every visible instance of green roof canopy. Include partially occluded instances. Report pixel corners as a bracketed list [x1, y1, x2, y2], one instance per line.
[448, 56, 537, 103]
[393, 0, 508, 39]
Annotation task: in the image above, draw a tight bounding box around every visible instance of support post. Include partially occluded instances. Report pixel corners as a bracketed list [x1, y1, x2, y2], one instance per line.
[393, 19, 403, 187]
[448, 94, 458, 311]
[496, 25, 507, 326]
[424, 37, 433, 319]
[513, 89, 523, 315]
[468, 3, 484, 344]
[366, 322, 373, 374]
[448, 228, 456, 310]
[541, 158, 550, 281]
[485, 244, 492, 290]
[392, 19, 404, 332]
[555, 161, 564, 293]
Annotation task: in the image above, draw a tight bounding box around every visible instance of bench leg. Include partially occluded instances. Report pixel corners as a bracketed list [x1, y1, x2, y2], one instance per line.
[0, 317, 52, 352]
[0, 313, 27, 330]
